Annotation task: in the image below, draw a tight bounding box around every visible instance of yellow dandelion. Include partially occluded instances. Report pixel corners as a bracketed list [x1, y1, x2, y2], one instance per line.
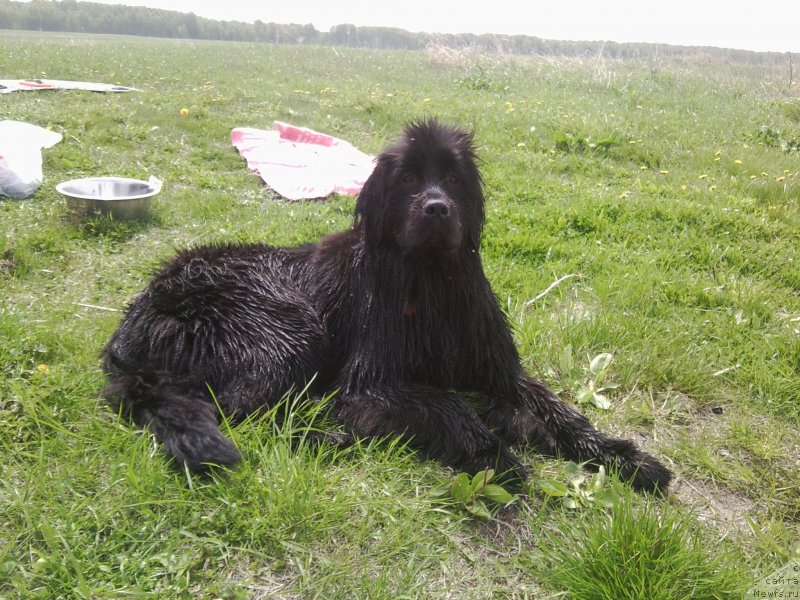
[619, 192, 629, 199]
[761, 172, 769, 177]
[516, 142, 526, 148]
[777, 176, 786, 182]
[423, 98, 431, 103]
[714, 157, 721, 162]
[734, 160, 742, 165]
[681, 185, 687, 191]
[715, 150, 721, 156]
[628, 140, 638, 145]
[179, 108, 189, 116]
[639, 165, 648, 171]
[698, 174, 709, 180]
[784, 169, 790, 174]
[636, 105, 643, 109]
[659, 169, 669, 175]
[768, 205, 778, 211]
[37, 364, 50, 374]
[709, 185, 717, 191]
[750, 175, 757, 180]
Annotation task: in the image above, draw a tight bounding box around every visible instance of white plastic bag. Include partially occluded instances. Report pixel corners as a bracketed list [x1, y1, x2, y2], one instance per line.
[0, 120, 63, 199]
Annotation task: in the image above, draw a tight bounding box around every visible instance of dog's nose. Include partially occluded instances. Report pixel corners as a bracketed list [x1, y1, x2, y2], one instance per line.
[423, 199, 450, 218]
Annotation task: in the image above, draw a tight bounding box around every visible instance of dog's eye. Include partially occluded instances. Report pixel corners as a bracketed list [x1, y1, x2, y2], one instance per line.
[447, 174, 460, 185]
[401, 172, 417, 185]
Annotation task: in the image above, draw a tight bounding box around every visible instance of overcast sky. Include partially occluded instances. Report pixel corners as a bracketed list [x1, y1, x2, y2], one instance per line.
[80, 0, 799, 53]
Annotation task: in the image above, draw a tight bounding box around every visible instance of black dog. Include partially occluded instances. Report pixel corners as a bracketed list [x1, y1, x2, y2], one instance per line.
[103, 119, 671, 493]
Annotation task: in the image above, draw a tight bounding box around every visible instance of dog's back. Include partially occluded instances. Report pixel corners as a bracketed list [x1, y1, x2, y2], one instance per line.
[102, 242, 330, 473]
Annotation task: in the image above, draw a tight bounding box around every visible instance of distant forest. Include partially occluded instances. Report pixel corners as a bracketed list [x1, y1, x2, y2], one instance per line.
[0, 0, 793, 65]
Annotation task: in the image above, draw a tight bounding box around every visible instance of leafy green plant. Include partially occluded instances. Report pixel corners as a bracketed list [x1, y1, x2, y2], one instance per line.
[539, 462, 618, 509]
[752, 125, 800, 153]
[453, 62, 510, 92]
[555, 346, 619, 410]
[577, 352, 619, 409]
[553, 131, 621, 154]
[775, 100, 800, 122]
[431, 469, 518, 518]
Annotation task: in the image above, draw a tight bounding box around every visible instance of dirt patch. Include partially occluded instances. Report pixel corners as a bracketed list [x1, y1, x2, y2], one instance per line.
[672, 476, 763, 535]
[0, 249, 17, 275]
[244, 565, 300, 600]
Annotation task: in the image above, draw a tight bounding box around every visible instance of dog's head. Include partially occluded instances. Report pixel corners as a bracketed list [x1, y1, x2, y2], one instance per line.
[355, 119, 484, 258]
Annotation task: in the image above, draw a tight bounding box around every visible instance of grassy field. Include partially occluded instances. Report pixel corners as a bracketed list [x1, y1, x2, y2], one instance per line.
[1, 31, 799, 598]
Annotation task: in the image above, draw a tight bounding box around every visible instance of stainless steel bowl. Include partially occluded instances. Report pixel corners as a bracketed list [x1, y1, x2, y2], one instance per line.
[57, 176, 162, 220]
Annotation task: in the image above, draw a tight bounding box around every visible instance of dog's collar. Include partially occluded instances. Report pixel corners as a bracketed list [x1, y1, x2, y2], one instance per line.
[403, 302, 419, 317]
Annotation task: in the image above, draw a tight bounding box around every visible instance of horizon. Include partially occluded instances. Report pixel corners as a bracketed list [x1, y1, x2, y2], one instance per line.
[11, 0, 800, 54]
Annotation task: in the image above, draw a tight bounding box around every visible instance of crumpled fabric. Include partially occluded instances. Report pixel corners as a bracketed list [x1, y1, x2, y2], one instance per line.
[0, 79, 136, 93]
[231, 121, 374, 201]
[0, 120, 63, 199]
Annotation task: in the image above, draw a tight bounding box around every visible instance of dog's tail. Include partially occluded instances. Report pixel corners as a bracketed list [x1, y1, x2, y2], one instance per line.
[103, 371, 240, 473]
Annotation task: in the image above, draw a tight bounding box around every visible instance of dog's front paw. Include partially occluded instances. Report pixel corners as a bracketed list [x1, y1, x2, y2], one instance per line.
[626, 453, 672, 495]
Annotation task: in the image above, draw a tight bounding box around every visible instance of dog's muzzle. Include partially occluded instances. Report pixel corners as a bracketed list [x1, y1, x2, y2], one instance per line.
[404, 189, 461, 255]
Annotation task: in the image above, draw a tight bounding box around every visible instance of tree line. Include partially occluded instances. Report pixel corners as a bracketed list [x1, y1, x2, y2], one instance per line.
[0, 0, 791, 65]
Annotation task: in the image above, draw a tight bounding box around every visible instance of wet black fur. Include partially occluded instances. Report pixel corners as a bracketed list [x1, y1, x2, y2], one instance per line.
[103, 119, 671, 493]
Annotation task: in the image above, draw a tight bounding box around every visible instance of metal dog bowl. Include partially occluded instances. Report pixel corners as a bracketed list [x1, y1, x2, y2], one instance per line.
[57, 176, 162, 220]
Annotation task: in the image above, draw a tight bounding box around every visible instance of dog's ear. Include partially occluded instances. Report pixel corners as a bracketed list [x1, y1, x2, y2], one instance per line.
[454, 129, 476, 157]
[452, 131, 485, 251]
[354, 155, 391, 246]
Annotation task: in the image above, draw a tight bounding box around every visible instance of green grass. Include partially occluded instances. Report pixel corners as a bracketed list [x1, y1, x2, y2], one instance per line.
[2, 31, 799, 598]
[538, 485, 748, 599]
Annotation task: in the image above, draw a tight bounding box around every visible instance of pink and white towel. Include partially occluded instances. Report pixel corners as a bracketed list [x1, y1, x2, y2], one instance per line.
[0, 79, 136, 93]
[231, 122, 375, 201]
